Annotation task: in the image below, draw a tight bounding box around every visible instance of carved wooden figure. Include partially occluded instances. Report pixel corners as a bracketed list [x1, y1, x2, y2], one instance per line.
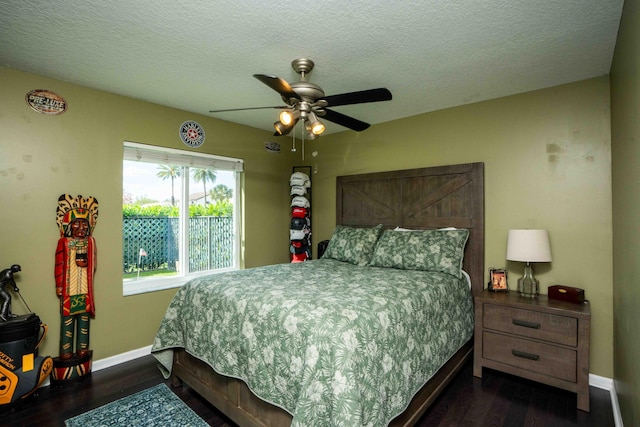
[52, 194, 98, 385]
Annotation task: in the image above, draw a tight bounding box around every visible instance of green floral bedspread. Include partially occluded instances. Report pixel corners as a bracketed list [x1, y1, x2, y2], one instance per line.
[152, 259, 474, 426]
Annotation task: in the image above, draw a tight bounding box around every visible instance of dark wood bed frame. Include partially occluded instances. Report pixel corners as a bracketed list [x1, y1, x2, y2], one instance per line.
[170, 162, 485, 426]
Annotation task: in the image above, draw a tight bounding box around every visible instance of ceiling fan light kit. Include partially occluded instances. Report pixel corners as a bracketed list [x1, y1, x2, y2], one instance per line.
[308, 112, 325, 135]
[279, 110, 297, 126]
[273, 120, 294, 136]
[209, 58, 393, 141]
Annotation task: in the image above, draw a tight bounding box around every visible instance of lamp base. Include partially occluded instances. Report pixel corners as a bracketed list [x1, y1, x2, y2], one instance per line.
[517, 263, 539, 298]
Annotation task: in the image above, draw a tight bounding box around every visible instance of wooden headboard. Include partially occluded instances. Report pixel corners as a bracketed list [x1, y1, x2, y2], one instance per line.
[336, 162, 485, 295]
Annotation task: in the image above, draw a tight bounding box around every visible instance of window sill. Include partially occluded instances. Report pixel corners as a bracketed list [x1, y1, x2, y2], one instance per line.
[123, 267, 238, 296]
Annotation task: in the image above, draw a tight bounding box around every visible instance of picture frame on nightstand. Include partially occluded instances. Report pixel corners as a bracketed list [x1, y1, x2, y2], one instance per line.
[488, 268, 509, 291]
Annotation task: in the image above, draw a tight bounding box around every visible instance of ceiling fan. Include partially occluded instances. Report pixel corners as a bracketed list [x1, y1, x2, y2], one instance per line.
[209, 58, 392, 139]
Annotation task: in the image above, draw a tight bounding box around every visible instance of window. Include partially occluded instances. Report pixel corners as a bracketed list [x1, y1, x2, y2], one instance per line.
[122, 142, 243, 295]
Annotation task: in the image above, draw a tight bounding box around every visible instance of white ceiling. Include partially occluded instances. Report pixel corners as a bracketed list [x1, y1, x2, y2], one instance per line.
[0, 0, 624, 135]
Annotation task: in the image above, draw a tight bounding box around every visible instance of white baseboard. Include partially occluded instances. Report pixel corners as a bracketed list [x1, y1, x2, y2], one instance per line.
[590, 373, 613, 390]
[92, 345, 153, 372]
[40, 345, 153, 388]
[590, 373, 624, 427]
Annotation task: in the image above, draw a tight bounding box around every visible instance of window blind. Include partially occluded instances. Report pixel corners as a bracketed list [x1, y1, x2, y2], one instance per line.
[123, 141, 243, 172]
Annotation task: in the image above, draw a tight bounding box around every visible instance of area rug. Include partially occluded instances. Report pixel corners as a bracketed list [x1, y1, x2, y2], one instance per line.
[64, 383, 209, 427]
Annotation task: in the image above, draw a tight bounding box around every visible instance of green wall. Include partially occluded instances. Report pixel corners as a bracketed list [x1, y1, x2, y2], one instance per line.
[611, 0, 640, 423]
[307, 77, 613, 378]
[0, 66, 295, 360]
[0, 66, 616, 385]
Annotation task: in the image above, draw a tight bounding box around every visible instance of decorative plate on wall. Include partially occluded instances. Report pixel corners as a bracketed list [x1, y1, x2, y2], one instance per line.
[179, 120, 205, 148]
[25, 89, 67, 115]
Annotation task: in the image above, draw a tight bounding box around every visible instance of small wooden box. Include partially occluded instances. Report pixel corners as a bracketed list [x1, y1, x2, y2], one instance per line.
[548, 285, 585, 304]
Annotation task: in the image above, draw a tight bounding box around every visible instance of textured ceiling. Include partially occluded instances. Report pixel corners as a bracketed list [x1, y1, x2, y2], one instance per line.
[0, 0, 624, 135]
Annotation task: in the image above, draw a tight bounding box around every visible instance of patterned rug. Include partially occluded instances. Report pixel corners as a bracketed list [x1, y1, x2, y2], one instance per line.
[64, 383, 209, 427]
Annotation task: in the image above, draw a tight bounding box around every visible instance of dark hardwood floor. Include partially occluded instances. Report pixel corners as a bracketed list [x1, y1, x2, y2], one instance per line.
[3, 355, 614, 427]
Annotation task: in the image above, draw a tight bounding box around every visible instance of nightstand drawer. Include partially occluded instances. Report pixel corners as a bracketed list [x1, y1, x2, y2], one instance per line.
[483, 331, 577, 382]
[483, 303, 577, 346]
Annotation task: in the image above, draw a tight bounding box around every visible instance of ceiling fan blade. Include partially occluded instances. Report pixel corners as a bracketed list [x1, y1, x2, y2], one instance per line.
[209, 105, 288, 113]
[253, 74, 301, 101]
[319, 88, 392, 107]
[321, 109, 370, 132]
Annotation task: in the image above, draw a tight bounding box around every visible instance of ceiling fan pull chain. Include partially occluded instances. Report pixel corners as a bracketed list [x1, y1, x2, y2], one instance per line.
[301, 121, 305, 161]
[291, 123, 296, 152]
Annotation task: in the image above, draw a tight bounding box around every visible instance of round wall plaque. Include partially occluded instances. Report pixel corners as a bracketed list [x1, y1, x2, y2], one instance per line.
[179, 120, 205, 148]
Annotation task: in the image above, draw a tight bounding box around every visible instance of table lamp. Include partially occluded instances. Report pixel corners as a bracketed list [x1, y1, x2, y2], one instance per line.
[506, 229, 552, 297]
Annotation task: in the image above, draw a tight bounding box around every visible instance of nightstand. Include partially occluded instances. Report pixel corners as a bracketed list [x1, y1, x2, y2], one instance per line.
[473, 290, 591, 412]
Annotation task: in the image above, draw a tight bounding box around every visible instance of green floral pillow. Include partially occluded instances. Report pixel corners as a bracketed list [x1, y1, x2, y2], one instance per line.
[322, 224, 384, 266]
[369, 229, 469, 277]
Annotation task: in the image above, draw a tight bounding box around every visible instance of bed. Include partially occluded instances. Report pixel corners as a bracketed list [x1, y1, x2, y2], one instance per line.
[152, 162, 484, 426]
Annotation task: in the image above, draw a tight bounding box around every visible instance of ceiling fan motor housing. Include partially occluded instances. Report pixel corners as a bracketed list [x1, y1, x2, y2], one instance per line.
[285, 81, 325, 105]
[284, 59, 325, 104]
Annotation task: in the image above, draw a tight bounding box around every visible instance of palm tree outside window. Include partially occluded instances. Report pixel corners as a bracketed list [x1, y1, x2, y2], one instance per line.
[156, 165, 181, 206]
[191, 168, 217, 206]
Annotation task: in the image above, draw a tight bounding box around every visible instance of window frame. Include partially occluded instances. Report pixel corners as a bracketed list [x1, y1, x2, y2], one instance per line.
[122, 141, 243, 296]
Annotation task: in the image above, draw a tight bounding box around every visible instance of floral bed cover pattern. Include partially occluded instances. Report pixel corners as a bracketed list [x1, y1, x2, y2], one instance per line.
[152, 259, 474, 427]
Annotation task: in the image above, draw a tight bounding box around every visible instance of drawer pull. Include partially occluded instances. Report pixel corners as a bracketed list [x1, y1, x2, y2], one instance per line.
[512, 349, 540, 361]
[513, 319, 540, 329]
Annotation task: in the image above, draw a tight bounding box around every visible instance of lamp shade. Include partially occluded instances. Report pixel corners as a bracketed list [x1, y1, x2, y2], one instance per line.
[506, 229, 552, 262]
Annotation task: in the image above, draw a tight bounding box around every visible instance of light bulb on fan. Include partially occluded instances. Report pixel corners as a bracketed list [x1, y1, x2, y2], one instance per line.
[279, 110, 295, 126]
[308, 111, 325, 135]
